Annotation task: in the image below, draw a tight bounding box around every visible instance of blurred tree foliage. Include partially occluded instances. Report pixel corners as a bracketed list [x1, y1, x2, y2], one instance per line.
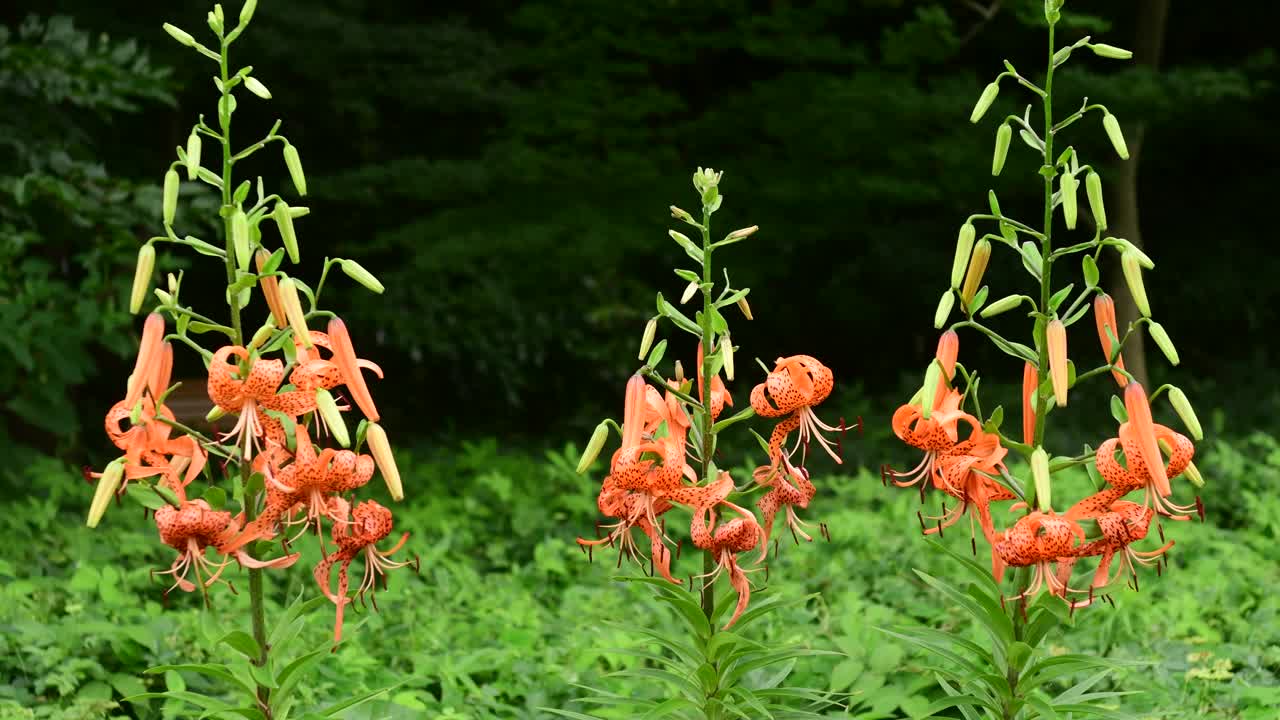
[2, 0, 1276, 452]
[0, 16, 173, 460]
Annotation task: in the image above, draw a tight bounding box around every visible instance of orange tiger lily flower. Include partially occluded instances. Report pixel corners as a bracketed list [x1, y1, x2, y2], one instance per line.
[884, 388, 965, 490]
[690, 473, 762, 629]
[1090, 411, 1197, 520]
[1094, 294, 1128, 386]
[322, 317, 383, 422]
[207, 345, 318, 456]
[991, 511, 1087, 604]
[124, 314, 169, 408]
[1067, 500, 1172, 595]
[922, 418, 1012, 544]
[153, 499, 299, 597]
[314, 498, 414, 643]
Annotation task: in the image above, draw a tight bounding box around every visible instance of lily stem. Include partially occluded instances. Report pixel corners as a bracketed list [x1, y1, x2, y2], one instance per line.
[697, 203, 717, 626]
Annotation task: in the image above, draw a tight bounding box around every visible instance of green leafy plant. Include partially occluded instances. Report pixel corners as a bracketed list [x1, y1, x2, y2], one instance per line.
[881, 1, 1208, 716]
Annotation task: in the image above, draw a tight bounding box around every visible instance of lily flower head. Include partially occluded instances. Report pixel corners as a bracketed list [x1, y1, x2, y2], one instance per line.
[921, 418, 1012, 544]
[1093, 410, 1197, 519]
[991, 511, 1088, 604]
[313, 498, 414, 643]
[1069, 500, 1172, 595]
[689, 473, 762, 629]
[153, 499, 299, 597]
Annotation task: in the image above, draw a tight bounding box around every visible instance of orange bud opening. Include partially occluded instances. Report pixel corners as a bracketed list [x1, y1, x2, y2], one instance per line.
[1124, 382, 1170, 497]
[1093, 294, 1127, 386]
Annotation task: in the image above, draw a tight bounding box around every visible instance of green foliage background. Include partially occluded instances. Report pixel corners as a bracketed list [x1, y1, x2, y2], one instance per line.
[1, 1, 1278, 718]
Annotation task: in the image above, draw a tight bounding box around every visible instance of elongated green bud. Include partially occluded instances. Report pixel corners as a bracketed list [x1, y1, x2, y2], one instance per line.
[1090, 43, 1133, 60]
[920, 360, 941, 419]
[960, 239, 991, 306]
[1031, 447, 1051, 511]
[1183, 460, 1204, 488]
[1102, 113, 1130, 160]
[366, 422, 402, 501]
[239, 0, 257, 26]
[1120, 250, 1150, 316]
[130, 244, 156, 314]
[87, 459, 126, 528]
[722, 336, 735, 381]
[1060, 172, 1078, 230]
[1047, 319, 1068, 407]
[950, 223, 976, 289]
[186, 131, 202, 181]
[1082, 254, 1100, 288]
[637, 318, 657, 360]
[680, 280, 700, 304]
[1147, 321, 1179, 366]
[1085, 171, 1106, 229]
[248, 317, 275, 349]
[315, 388, 349, 447]
[283, 143, 307, 196]
[244, 76, 271, 100]
[162, 169, 179, 225]
[277, 276, 313, 348]
[577, 421, 610, 474]
[992, 123, 1012, 176]
[736, 295, 753, 321]
[981, 294, 1023, 318]
[206, 405, 226, 422]
[340, 259, 384, 294]
[969, 82, 1000, 123]
[1114, 238, 1154, 269]
[162, 23, 195, 47]
[207, 11, 223, 34]
[669, 206, 695, 224]
[270, 202, 299, 263]
[933, 290, 955, 329]
[230, 209, 251, 271]
[725, 225, 759, 241]
[1167, 386, 1203, 440]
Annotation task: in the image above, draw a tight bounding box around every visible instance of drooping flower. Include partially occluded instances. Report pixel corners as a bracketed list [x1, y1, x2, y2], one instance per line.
[922, 416, 1012, 544]
[313, 498, 414, 643]
[153, 499, 299, 597]
[1066, 500, 1173, 595]
[689, 473, 762, 629]
[884, 332, 968, 492]
[1089, 409, 1198, 520]
[991, 511, 1088, 604]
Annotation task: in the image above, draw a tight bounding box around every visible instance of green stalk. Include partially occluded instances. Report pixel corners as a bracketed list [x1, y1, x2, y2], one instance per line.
[697, 206, 717, 624]
[218, 35, 272, 718]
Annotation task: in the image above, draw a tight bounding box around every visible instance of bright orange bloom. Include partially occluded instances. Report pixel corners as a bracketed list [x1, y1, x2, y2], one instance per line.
[313, 498, 414, 643]
[1094, 294, 1128, 386]
[153, 499, 299, 596]
[1088, 412, 1197, 520]
[923, 417, 1012, 544]
[690, 473, 762, 629]
[991, 511, 1086, 603]
[1066, 500, 1173, 595]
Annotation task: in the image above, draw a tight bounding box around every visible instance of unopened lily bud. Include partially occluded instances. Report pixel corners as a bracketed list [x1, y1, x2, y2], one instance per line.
[162, 169, 179, 225]
[167, 273, 178, 295]
[992, 123, 1012, 176]
[1102, 113, 1130, 160]
[315, 388, 349, 447]
[1148, 321, 1179, 366]
[1031, 447, 1051, 511]
[277, 276, 312, 348]
[637, 318, 657, 360]
[960, 239, 991, 306]
[969, 82, 1000, 123]
[1085, 171, 1106, 229]
[950, 223, 976, 289]
[186, 131, 202, 181]
[1183, 460, 1204, 488]
[244, 76, 271, 100]
[366, 422, 402, 501]
[162, 23, 196, 47]
[130, 244, 156, 314]
[239, 0, 257, 26]
[670, 205, 695, 224]
[1114, 238, 1154, 269]
[207, 11, 223, 34]
[283, 143, 307, 196]
[981, 294, 1023, 318]
[722, 336, 735, 381]
[1060, 172, 1078, 229]
[1167, 386, 1203, 440]
[340, 259, 384, 294]
[206, 405, 226, 422]
[1120, 250, 1151, 316]
[87, 459, 126, 528]
[933, 290, 955, 329]
[1090, 43, 1133, 60]
[1047, 319, 1068, 406]
[1022, 361, 1037, 444]
[256, 249, 286, 325]
[725, 225, 759, 241]
[920, 360, 941, 419]
[230, 209, 251, 271]
[674, 360, 685, 383]
[576, 421, 610, 474]
[271, 202, 299, 263]
[248, 320, 274, 350]
[680, 280, 700, 304]
[736, 295, 753, 321]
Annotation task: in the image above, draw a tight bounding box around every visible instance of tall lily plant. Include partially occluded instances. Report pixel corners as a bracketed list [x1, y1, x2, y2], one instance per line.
[882, 1, 1205, 717]
[86, 2, 411, 716]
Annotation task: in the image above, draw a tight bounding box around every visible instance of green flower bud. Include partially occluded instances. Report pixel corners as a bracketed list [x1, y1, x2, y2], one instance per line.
[248, 318, 275, 349]
[722, 335, 735, 381]
[87, 459, 126, 528]
[669, 205, 695, 224]
[186, 131, 202, 181]
[1090, 43, 1133, 60]
[992, 123, 1012, 176]
[1183, 460, 1204, 488]
[1102, 113, 1130, 160]
[315, 388, 350, 447]
[273, 202, 299, 263]
[980, 294, 1023, 318]
[283, 143, 307, 196]
[1147, 321, 1179, 366]
[637, 318, 657, 360]
[933, 290, 955, 329]
[1060, 172, 1078, 230]
[969, 82, 1000, 124]
[1113, 238, 1154, 269]
[736, 296, 753, 321]
[206, 405, 226, 422]
[577, 421, 610, 474]
[1031, 446, 1051, 511]
[340, 259, 384, 294]
[162, 169, 179, 225]
[130, 244, 156, 314]
[1082, 254, 1100, 288]
[162, 23, 195, 47]
[1167, 386, 1203, 441]
[1120, 250, 1150, 316]
[1085, 171, 1106, 229]
[244, 76, 271, 100]
[950, 222, 976, 289]
[920, 360, 941, 420]
[230, 209, 251, 271]
[239, 0, 257, 25]
[366, 422, 403, 501]
[680, 280, 700, 304]
[961, 239, 991, 306]
[206, 11, 223, 35]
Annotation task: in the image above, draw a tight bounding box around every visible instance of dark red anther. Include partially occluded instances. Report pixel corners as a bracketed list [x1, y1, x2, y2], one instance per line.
[936, 519, 944, 538]
[856, 416, 864, 435]
[82, 465, 96, 484]
[1156, 559, 1163, 577]
[1132, 572, 1140, 593]
[789, 523, 800, 545]
[649, 556, 654, 577]
[970, 536, 978, 557]
[587, 545, 593, 563]
[999, 594, 1005, 611]
[227, 581, 238, 596]
[1157, 521, 1165, 543]
[764, 562, 770, 582]
[820, 522, 830, 542]
[880, 464, 889, 487]
[917, 510, 927, 532]
[773, 538, 780, 559]
[918, 481, 927, 504]
[676, 539, 683, 561]
[615, 550, 624, 569]
[1195, 496, 1205, 522]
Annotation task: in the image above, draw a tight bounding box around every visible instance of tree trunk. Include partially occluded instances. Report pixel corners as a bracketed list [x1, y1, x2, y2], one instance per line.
[1107, 0, 1170, 388]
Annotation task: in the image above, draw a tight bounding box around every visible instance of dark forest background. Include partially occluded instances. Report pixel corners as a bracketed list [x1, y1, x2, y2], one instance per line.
[3, 0, 1277, 464]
